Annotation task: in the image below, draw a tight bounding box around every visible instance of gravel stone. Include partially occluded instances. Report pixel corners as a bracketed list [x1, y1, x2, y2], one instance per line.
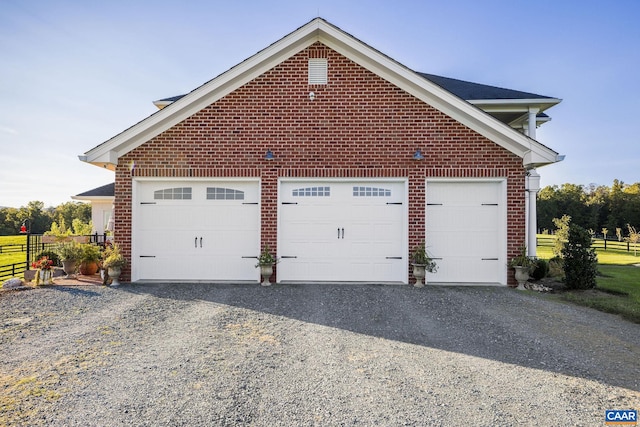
[1, 283, 639, 426]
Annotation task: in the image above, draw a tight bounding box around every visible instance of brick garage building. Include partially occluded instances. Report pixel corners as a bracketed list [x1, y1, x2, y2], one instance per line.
[80, 19, 562, 286]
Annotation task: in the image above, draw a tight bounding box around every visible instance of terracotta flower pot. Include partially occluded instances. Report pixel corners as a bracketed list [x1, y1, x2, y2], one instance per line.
[80, 261, 99, 275]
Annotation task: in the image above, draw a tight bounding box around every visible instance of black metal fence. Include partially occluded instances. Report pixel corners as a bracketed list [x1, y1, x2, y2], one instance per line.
[0, 233, 108, 282]
[0, 262, 27, 281]
[0, 244, 28, 254]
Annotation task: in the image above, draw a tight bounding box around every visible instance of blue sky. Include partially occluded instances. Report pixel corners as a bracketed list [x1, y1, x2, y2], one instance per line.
[1, 0, 638, 208]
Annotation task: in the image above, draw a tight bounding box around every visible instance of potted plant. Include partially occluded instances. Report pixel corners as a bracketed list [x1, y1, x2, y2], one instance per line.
[411, 241, 437, 287]
[79, 244, 101, 275]
[32, 256, 55, 285]
[102, 243, 127, 286]
[509, 244, 537, 289]
[255, 245, 279, 286]
[57, 242, 83, 277]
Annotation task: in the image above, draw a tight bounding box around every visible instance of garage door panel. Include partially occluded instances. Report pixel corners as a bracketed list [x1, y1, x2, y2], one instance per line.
[133, 180, 259, 282]
[426, 181, 505, 284]
[279, 181, 406, 283]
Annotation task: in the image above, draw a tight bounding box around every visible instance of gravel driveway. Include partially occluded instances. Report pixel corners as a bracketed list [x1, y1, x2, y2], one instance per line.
[1, 283, 639, 426]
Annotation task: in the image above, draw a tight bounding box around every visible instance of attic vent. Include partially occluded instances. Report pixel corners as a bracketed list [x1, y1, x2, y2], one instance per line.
[308, 58, 327, 85]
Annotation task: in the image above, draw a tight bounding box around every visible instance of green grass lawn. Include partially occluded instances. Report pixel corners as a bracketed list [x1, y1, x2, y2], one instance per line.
[535, 235, 640, 323]
[536, 244, 640, 265]
[558, 265, 640, 323]
[0, 235, 28, 268]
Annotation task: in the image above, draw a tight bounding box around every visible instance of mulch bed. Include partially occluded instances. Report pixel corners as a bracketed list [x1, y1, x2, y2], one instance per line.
[2, 272, 105, 292]
[49, 273, 104, 286]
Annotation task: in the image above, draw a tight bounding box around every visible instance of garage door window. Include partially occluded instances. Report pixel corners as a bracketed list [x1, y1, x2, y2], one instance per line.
[292, 186, 331, 197]
[206, 187, 244, 200]
[352, 186, 391, 197]
[154, 187, 192, 200]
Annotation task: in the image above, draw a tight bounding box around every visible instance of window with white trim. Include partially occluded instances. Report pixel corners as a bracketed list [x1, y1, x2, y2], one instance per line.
[154, 187, 192, 200]
[353, 186, 391, 197]
[292, 186, 331, 197]
[207, 187, 245, 200]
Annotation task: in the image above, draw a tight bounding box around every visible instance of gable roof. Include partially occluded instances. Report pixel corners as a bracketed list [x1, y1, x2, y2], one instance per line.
[80, 18, 561, 170]
[72, 183, 115, 201]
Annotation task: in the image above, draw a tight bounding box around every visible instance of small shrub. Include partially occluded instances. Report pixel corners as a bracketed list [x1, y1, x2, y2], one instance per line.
[411, 241, 437, 273]
[102, 243, 126, 269]
[530, 259, 549, 280]
[548, 257, 564, 278]
[562, 224, 598, 290]
[552, 215, 571, 258]
[80, 244, 101, 263]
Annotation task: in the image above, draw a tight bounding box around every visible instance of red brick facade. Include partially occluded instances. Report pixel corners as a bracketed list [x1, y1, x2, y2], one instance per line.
[114, 43, 525, 284]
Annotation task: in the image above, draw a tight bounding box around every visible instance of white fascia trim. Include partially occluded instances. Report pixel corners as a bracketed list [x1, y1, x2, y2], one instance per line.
[469, 98, 561, 113]
[510, 114, 551, 128]
[152, 101, 171, 109]
[71, 196, 115, 202]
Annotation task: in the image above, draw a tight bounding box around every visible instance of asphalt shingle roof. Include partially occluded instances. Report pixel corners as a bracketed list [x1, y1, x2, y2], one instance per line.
[75, 183, 114, 197]
[417, 73, 550, 100]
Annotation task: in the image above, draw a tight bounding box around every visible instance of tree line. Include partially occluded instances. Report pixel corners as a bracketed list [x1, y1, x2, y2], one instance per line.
[0, 201, 91, 235]
[537, 179, 640, 236]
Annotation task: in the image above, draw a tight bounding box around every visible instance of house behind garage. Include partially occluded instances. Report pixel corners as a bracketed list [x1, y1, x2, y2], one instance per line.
[79, 18, 562, 286]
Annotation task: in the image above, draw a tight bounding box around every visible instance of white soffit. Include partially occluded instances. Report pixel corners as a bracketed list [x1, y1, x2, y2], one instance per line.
[82, 18, 559, 169]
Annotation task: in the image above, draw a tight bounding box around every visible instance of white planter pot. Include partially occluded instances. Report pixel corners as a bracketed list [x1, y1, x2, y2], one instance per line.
[108, 267, 122, 287]
[259, 264, 274, 286]
[62, 260, 77, 277]
[513, 266, 530, 290]
[412, 264, 426, 288]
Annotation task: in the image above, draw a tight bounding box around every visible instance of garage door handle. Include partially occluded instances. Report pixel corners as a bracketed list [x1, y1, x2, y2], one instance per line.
[482, 203, 498, 206]
[337, 228, 344, 239]
[482, 258, 499, 261]
[281, 256, 297, 259]
[386, 256, 402, 259]
[195, 237, 198, 248]
[200, 237, 203, 248]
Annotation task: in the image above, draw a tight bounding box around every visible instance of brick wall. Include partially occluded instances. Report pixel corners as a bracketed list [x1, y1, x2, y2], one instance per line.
[115, 42, 525, 284]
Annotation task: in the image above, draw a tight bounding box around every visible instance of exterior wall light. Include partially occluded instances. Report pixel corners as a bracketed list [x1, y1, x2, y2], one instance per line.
[413, 149, 424, 160]
[309, 92, 315, 101]
[265, 149, 274, 160]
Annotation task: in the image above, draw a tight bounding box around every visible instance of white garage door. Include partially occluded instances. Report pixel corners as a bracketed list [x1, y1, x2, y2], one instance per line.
[278, 180, 406, 283]
[133, 180, 260, 282]
[426, 181, 505, 284]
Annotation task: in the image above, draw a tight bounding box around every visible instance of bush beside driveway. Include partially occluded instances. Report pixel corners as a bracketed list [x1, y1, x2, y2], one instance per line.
[1, 283, 639, 426]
